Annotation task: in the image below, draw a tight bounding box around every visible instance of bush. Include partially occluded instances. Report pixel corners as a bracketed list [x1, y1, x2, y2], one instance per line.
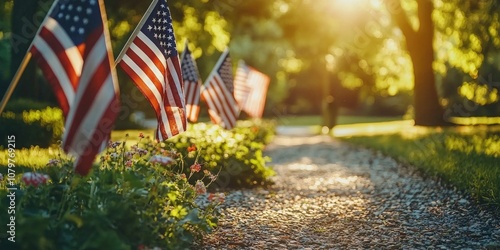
[0, 137, 223, 249]
[0, 99, 63, 148]
[166, 120, 276, 189]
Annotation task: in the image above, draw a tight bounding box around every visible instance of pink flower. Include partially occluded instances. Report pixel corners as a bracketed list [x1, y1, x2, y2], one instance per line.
[149, 155, 175, 166]
[190, 163, 201, 173]
[22, 172, 50, 187]
[136, 148, 148, 156]
[139, 132, 144, 138]
[125, 160, 133, 168]
[194, 180, 206, 195]
[208, 193, 225, 203]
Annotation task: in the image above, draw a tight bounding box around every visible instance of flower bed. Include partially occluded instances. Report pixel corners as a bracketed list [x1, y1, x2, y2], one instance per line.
[0, 120, 276, 249]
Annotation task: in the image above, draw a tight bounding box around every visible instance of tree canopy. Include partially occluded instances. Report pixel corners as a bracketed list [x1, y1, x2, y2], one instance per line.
[1, 0, 499, 122]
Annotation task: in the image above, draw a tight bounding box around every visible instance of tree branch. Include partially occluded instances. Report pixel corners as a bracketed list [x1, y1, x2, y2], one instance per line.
[384, 0, 416, 41]
[416, 0, 434, 35]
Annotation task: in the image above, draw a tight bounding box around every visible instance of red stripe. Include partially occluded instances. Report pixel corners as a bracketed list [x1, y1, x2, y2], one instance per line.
[31, 48, 71, 117]
[162, 59, 186, 137]
[166, 59, 184, 107]
[38, 27, 80, 89]
[63, 27, 110, 149]
[74, 96, 119, 175]
[63, 57, 111, 151]
[214, 77, 238, 119]
[212, 80, 236, 128]
[124, 43, 164, 94]
[134, 38, 165, 76]
[120, 36, 186, 140]
[205, 77, 237, 129]
[119, 62, 162, 114]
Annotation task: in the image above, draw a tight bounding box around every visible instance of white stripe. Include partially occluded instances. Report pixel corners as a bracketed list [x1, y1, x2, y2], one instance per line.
[201, 85, 222, 125]
[44, 18, 83, 75]
[210, 76, 237, 127]
[63, 34, 107, 142]
[165, 59, 186, 131]
[129, 40, 165, 84]
[122, 55, 172, 139]
[121, 39, 174, 139]
[67, 74, 114, 156]
[138, 32, 166, 69]
[33, 36, 75, 109]
[122, 55, 163, 107]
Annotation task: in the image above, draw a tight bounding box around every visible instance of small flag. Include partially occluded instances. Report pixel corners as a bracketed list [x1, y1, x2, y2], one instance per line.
[180, 41, 201, 122]
[118, 0, 186, 141]
[233, 60, 252, 109]
[234, 61, 270, 118]
[201, 49, 240, 129]
[30, 0, 120, 176]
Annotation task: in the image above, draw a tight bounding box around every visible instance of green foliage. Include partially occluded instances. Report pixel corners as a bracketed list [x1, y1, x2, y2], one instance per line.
[0, 100, 63, 148]
[166, 120, 276, 189]
[0, 137, 222, 249]
[344, 128, 500, 206]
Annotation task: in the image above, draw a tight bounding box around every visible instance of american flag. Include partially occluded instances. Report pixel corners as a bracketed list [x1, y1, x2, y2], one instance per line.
[201, 49, 240, 129]
[30, 0, 120, 176]
[118, 0, 186, 141]
[180, 41, 201, 122]
[233, 61, 270, 118]
[233, 60, 252, 109]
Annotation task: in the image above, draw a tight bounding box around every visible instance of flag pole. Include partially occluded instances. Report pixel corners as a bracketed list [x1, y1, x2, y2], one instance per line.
[115, 0, 159, 64]
[0, 52, 33, 114]
[0, 0, 59, 115]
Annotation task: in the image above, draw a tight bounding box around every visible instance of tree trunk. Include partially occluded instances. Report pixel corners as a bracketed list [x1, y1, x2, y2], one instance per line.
[386, 0, 447, 126]
[408, 0, 446, 126]
[406, 31, 445, 126]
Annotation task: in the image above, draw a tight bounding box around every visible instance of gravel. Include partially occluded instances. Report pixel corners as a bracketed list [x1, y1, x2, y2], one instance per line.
[199, 134, 500, 249]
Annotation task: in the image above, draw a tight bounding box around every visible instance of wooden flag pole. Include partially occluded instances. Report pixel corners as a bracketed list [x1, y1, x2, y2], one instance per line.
[0, 0, 59, 115]
[114, 0, 158, 64]
[0, 52, 32, 114]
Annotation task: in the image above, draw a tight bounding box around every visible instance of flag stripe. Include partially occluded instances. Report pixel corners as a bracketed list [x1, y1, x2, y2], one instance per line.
[118, 0, 186, 141]
[30, 0, 120, 175]
[202, 76, 238, 129]
[120, 56, 172, 139]
[201, 50, 239, 129]
[180, 42, 201, 122]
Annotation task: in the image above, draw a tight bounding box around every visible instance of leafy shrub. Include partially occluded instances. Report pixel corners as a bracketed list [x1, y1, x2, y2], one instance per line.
[0, 99, 63, 148]
[0, 137, 223, 249]
[166, 120, 276, 189]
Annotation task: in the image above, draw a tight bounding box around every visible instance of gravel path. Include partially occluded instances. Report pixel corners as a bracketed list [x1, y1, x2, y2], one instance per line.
[200, 134, 500, 249]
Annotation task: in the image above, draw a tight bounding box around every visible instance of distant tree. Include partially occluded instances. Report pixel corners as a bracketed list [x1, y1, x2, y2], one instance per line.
[384, 0, 446, 125]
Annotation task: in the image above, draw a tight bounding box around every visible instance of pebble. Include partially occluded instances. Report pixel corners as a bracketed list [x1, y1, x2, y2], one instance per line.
[198, 135, 500, 249]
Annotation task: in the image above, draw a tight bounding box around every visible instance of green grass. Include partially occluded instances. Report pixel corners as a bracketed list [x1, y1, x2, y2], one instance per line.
[273, 115, 405, 126]
[343, 126, 500, 206]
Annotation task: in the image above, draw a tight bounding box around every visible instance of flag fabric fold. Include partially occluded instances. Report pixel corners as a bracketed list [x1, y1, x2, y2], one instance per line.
[233, 60, 270, 118]
[30, 0, 120, 176]
[118, 0, 186, 141]
[180, 41, 201, 122]
[201, 49, 240, 129]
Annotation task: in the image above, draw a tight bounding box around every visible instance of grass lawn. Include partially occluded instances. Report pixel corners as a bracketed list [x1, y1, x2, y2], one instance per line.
[2, 116, 499, 208]
[342, 125, 500, 206]
[272, 115, 405, 126]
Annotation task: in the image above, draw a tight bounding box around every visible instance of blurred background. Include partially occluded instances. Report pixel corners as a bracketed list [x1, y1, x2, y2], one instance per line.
[1, 0, 499, 128]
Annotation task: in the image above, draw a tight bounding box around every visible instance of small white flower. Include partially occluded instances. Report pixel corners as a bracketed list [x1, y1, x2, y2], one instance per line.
[149, 155, 175, 166]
